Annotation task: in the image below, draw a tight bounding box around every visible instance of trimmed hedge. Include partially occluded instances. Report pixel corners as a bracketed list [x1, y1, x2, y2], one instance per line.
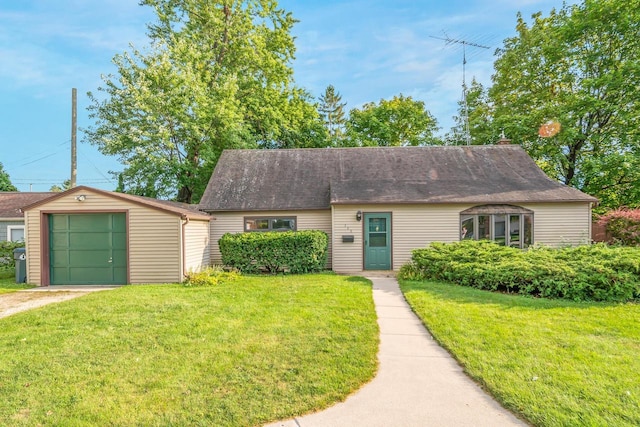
[398, 240, 640, 302]
[219, 230, 328, 274]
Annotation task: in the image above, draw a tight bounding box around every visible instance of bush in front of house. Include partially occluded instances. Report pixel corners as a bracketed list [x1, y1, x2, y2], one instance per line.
[597, 208, 640, 246]
[0, 240, 24, 271]
[219, 230, 328, 274]
[398, 240, 640, 302]
[183, 266, 240, 287]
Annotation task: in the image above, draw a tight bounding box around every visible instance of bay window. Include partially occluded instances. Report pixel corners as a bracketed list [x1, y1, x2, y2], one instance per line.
[460, 205, 533, 248]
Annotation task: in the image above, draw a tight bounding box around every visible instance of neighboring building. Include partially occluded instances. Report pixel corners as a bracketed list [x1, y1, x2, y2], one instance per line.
[0, 192, 54, 242]
[199, 145, 597, 274]
[22, 186, 211, 286]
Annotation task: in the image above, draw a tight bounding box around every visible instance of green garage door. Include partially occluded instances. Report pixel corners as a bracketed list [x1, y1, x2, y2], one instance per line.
[50, 213, 127, 285]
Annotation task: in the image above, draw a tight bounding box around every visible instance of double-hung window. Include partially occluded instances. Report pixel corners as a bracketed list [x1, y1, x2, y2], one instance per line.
[460, 205, 533, 248]
[244, 217, 296, 232]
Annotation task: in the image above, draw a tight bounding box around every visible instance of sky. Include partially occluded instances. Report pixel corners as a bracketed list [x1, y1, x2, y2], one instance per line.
[0, 0, 576, 193]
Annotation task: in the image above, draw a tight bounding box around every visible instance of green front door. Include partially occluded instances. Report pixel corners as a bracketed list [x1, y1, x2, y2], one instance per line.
[364, 213, 391, 270]
[49, 213, 127, 285]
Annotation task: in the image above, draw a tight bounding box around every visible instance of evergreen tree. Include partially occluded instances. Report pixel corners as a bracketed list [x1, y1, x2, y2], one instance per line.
[49, 179, 72, 192]
[318, 85, 347, 145]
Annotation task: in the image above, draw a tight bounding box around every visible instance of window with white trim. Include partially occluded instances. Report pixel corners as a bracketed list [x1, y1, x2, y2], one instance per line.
[7, 225, 25, 242]
[244, 217, 296, 232]
[460, 205, 533, 248]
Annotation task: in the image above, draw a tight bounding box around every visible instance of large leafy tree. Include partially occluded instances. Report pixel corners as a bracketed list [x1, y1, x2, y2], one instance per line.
[318, 85, 347, 145]
[445, 79, 499, 146]
[0, 163, 17, 191]
[490, 0, 640, 209]
[86, 0, 323, 203]
[345, 95, 440, 147]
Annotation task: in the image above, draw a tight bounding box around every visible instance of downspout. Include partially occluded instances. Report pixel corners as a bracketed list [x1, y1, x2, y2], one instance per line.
[181, 215, 189, 281]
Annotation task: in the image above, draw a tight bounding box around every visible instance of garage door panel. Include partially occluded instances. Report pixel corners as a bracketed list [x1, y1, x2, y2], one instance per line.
[112, 232, 127, 248]
[50, 267, 70, 283]
[113, 214, 126, 229]
[70, 267, 115, 283]
[69, 232, 114, 249]
[69, 214, 111, 230]
[112, 249, 127, 265]
[49, 213, 127, 285]
[51, 251, 69, 267]
[50, 215, 69, 230]
[50, 233, 70, 249]
[69, 250, 112, 267]
[113, 267, 127, 283]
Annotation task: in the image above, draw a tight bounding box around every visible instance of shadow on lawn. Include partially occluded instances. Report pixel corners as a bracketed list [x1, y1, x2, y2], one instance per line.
[344, 276, 372, 286]
[399, 279, 633, 311]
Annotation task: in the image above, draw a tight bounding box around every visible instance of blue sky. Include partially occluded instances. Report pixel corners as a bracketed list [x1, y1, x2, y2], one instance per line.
[0, 0, 575, 192]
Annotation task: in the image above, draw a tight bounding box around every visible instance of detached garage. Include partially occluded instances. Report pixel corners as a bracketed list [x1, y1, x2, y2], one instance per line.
[23, 186, 211, 286]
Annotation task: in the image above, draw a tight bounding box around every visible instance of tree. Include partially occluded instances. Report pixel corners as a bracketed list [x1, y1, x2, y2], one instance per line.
[86, 0, 323, 203]
[0, 163, 17, 191]
[50, 179, 72, 193]
[489, 0, 640, 209]
[318, 85, 347, 145]
[445, 79, 499, 146]
[345, 95, 440, 147]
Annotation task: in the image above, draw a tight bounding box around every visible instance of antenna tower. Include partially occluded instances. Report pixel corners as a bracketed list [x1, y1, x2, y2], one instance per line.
[431, 34, 489, 145]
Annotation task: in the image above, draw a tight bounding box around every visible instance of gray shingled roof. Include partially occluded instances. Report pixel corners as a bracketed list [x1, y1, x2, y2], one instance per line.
[199, 146, 597, 212]
[0, 192, 55, 218]
[22, 186, 212, 221]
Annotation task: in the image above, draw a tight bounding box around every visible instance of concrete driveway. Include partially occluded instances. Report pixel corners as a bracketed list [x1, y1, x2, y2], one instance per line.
[0, 286, 116, 319]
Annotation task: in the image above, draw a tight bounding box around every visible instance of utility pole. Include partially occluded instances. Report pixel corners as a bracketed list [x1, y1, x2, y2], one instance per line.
[431, 34, 489, 145]
[70, 88, 77, 188]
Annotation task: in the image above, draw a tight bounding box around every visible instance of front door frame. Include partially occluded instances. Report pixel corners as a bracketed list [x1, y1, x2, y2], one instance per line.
[363, 212, 392, 270]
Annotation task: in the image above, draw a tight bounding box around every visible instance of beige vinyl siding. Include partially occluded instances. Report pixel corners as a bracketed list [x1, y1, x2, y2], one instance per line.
[128, 214, 181, 284]
[183, 219, 210, 275]
[332, 202, 592, 273]
[209, 210, 332, 268]
[25, 189, 183, 285]
[331, 205, 363, 273]
[332, 204, 462, 273]
[24, 212, 41, 284]
[520, 202, 592, 247]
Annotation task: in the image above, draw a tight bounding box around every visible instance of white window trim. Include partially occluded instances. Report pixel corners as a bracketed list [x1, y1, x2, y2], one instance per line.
[7, 225, 25, 242]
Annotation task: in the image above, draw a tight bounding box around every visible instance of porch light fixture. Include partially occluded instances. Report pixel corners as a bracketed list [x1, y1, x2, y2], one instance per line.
[356, 210, 362, 222]
[75, 195, 86, 202]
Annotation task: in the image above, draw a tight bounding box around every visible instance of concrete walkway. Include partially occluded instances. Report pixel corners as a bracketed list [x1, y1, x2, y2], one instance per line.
[265, 277, 526, 427]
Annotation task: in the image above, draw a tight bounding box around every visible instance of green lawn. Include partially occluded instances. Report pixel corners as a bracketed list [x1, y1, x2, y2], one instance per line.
[400, 280, 640, 427]
[0, 274, 379, 426]
[0, 270, 33, 294]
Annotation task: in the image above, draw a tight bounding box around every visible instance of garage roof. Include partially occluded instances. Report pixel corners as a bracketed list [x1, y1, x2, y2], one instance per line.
[22, 186, 212, 221]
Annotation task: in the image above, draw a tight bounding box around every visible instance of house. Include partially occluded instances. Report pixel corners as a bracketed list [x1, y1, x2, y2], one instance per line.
[22, 186, 211, 286]
[199, 145, 597, 273]
[0, 192, 54, 242]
